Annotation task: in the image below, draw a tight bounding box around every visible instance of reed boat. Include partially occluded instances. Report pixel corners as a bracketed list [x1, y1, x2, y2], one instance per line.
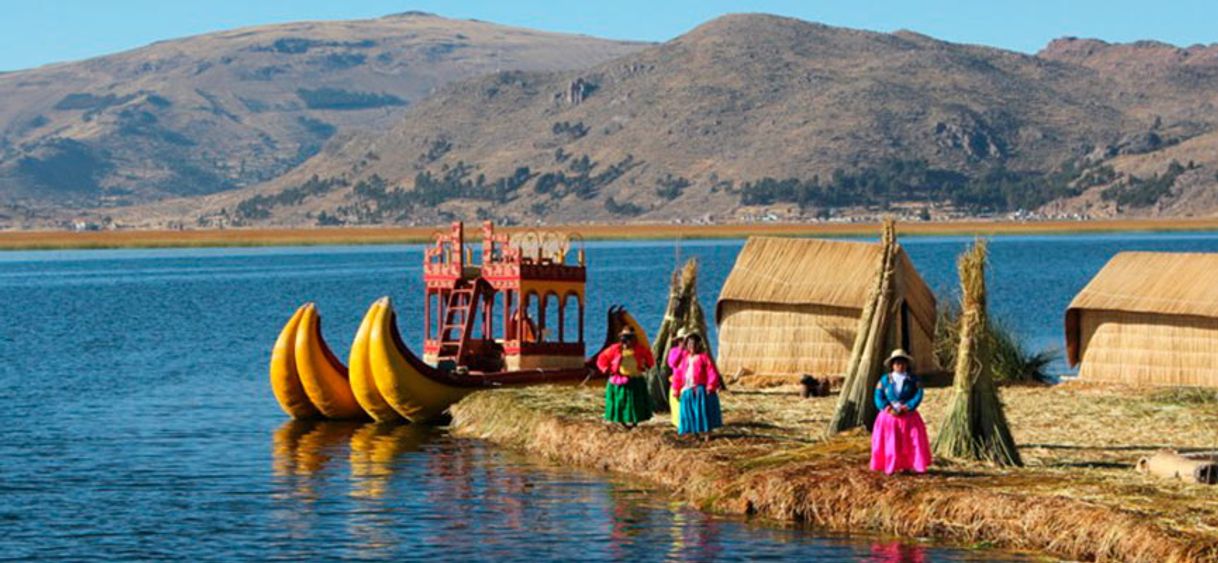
[270, 221, 647, 423]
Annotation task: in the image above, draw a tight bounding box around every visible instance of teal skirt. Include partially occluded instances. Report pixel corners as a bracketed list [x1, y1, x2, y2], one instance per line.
[605, 376, 653, 424]
[678, 386, 723, 435]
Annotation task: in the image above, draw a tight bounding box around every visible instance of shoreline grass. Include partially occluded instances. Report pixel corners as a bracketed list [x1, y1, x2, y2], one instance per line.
[450, 383, 1218, 562]
[4, 218, 1218, 250]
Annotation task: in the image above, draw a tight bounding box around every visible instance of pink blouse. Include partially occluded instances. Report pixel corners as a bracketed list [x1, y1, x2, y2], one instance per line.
[670, 353, 720, 393]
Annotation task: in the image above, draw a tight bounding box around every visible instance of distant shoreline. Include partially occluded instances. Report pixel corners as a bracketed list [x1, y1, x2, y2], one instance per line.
[3, 218, 1218, 250]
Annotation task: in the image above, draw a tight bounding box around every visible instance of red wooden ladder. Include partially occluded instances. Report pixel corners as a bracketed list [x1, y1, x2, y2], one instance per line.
[436, 279, 485, 366]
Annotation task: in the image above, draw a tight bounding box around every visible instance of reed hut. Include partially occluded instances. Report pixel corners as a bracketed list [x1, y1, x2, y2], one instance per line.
[1066, 251, 1218, 387]
[717, 237, 939, 385]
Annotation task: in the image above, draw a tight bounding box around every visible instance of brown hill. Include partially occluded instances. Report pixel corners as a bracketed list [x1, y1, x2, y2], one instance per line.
[1033, 37, 1218, 218]
[0, 13, 646, 213]
[13, 13, 1218, 229]
[158, 13, 1216, 228]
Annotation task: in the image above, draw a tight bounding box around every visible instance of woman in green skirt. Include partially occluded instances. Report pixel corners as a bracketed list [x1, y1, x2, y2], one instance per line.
[596, 327, 654, 428]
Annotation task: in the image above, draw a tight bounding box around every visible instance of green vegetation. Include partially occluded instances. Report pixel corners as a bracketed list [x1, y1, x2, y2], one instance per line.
[296, 88, 406, 110]
[738, 159, 1101, 213]
[655, 174, 691, 200]
[296, 116, 336, 139]
[234, 175, 347, 221]
[1101, 160, 1188, 208]
[342, 166, 535, 222]
[934, 302, 1053, 385]
[534, 154, 640, 200]
[551, 121, 588, 140]
[315, 210, 344, 226]
[262, 37, 377, 54]
[16, 138, 111, 194]
[604, 196, 646, 216]
[318, 53, 367, 70]
[53, 92, 135, 111]
[422, 139, 452, 163]
[145, 95, 172, 108]
[410, 164, 533, 205]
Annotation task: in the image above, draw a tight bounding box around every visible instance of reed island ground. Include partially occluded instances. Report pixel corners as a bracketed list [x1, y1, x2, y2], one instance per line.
[449, 382, 1218, 562]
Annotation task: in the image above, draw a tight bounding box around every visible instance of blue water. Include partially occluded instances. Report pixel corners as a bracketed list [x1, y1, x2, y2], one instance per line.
[4, 232, 1217, 560]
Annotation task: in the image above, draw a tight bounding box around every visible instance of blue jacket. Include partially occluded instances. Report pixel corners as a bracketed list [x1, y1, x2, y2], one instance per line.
[873, 373, 923, 412]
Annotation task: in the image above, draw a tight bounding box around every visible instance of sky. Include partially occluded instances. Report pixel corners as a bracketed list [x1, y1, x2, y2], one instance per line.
[1, 0, 1216, 71]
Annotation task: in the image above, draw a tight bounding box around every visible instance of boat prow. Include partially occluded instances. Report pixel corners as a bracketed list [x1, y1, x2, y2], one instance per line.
[368, 299, 474, 423]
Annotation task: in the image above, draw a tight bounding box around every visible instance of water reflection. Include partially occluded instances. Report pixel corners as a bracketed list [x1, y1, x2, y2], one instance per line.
[349, 423, 432, 500]
[272, 420, 362, 497]
[662, 500, 726, 561]
[267, 422, 1008, 561]
[867, 540, 929, 562]
[272, 420, 431, 499]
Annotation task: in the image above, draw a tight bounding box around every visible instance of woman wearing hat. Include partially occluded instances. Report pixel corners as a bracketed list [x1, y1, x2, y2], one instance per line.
[671, 332, 723, 438]
[665, 328, 690, 427]
[596, 326, 654, 428]
[870, 349, 931, 474]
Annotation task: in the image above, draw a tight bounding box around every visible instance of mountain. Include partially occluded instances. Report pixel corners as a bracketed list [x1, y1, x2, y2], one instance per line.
[0, 13, 647, 215]
[8, 13, 1218, 229]
[1034, 37, 1218, 217]
[156, 13, 1216, 228]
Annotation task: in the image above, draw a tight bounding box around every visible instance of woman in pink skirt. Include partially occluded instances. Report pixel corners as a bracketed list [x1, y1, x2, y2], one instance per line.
[870, 349, 932, 474]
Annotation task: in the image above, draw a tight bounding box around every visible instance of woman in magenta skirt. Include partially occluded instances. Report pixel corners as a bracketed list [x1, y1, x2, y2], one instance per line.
[870, 349, 932, 474]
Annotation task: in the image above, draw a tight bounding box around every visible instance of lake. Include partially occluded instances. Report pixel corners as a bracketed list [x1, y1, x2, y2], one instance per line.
[4, 231, 1217, 559]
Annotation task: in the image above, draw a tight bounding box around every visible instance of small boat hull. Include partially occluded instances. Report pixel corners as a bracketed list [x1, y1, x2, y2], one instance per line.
[270, 299, 647, 423]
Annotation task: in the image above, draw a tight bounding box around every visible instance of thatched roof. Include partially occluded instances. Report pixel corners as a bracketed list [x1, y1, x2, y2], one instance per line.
[1066, 251, 1218, 365]
[716, 237, 937, 335]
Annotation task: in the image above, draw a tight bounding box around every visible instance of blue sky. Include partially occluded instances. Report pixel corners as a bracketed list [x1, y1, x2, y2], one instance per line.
[1, 0, 1215, 71]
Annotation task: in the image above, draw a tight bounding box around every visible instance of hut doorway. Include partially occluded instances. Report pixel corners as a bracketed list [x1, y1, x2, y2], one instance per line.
[899, 300, 912, 355]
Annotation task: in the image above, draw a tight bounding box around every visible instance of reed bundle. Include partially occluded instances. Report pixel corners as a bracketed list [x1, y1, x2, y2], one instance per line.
[645, 258, 711, 411]
[932, 240, 1022, 466]
[827, 219, 899, 434]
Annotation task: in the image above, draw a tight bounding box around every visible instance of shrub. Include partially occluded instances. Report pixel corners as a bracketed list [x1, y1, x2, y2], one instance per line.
[1101, 161, 1186, 207]
[605, 196, 645, 216]
[655, 174, 691, 200]
[934, 302, 1054, 385]
[551, 121, 588, 140]
[737, 159, 1095, 213]
[296, 88, 405, 110]
[531, 154, 640, 200]
[235, 175, 346, 221]
[53, 92, 133, 111]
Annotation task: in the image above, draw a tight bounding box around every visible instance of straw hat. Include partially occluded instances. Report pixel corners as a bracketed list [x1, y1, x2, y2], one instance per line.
[883, 348, 914, 369]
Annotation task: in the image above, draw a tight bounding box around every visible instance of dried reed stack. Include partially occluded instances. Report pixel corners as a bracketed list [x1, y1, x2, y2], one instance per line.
[933, 240, 1022, 466]
[645, 259, 710, 411]
[828, 219, 899, 434]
